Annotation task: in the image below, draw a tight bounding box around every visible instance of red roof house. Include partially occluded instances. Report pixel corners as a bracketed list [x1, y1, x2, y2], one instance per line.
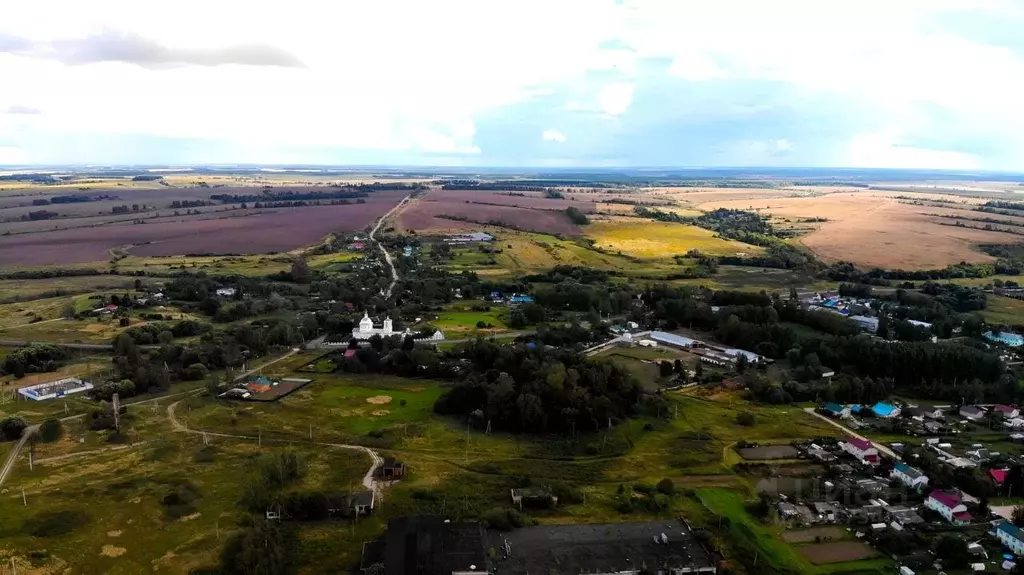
[991, 468, 1009, 486]
[925, 490, 971, 525]
[841, 437, 879, 465]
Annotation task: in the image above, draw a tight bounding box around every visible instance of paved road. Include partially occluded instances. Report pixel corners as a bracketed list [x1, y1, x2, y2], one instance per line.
[803, 407, 898, 458]
[0, 427, 35, 487]
[369, 195, 410, 300]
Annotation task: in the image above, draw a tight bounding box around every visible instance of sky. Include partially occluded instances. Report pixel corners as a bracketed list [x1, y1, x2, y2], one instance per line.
[2, 0, 1024, 169]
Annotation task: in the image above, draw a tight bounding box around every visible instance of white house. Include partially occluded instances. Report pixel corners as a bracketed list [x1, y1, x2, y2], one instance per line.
[890, 463, 929, 490]
[925, 490, 971, 525]
[215, 287, 237, 297]
[960, 405, 986, 421]
[348, 312, 444, 342]
[997, 521, 1024, 555]
[841, 438, 879, 465]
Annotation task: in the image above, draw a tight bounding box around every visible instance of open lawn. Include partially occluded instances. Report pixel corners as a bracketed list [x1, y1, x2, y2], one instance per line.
[431, 301, 509, 337]
[586, 219, 761, 259]
[981, 295, 1024, 325]
[0, 435, 369, 574]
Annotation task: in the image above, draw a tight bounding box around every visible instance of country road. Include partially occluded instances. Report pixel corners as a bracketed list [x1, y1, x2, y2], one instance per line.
[166, 399, 384, 492]
[369, 195, 410, 300]
[0, 348, 304, 490]
[803, 407, 897, 458]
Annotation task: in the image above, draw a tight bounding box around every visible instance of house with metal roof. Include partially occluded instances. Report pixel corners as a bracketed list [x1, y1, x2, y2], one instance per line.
[891, 463, 929, 490]
[925, 490, 971, 525]
[997, 521, 1024, 555]
[822, 402, 850, 419]
[960, 405, 986, 421]
[841, 438, 879, 465]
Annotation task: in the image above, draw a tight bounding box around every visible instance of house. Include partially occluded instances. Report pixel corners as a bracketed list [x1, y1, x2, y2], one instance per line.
[922, 407, 945, 419]
[871, 402, 901, 418]
[841, 438, 879, 465]
[886, 506, 925, 530]
[823, 402, 850, 419]
[215, 287, 236, 297]
[850, 315, 880, 332]
[508, 294, 534, 305]
[777, 502, 799, 520]
[925, 490, 972, 525]
[343, 349, 357, 359]
[990, 468, 1009, 487]
[812, 502, 841, 523]
[997, 521, 1024, 555]
[348, 241, 366, 250]
[967, 448, 993, 462]
[347, 490, 375, 516]
[960, 405, 986, 421]
[378, 457, 405, 479]
[1004, 417, 1024, 429]
[856, 479, 885, 494]
[923, 421, 944, 435]
[510, 486, 558, 509]
[808, 446, 837, 463]
[995, 405, 1021, 419]
[891, 463, 929, 490]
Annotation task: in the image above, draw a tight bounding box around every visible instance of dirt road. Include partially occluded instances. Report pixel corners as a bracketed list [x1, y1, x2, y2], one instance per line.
[369, 195, 410, 299]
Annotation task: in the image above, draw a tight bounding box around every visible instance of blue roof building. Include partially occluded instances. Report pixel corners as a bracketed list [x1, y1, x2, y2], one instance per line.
[823, 402, 846, 416]
[509, 294, 535, 304]
[872, 402, 901, 418]
[997, 521, 1024, 555]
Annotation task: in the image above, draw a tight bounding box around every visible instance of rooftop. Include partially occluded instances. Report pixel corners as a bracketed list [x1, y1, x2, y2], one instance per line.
[489, 520, 716, 574]
[649, 331, 702, 347]
[928, 490, 962, 509]
[379, 515, 489, 575]
[847, 437, 874, 451]
[871, 402, 898, 416]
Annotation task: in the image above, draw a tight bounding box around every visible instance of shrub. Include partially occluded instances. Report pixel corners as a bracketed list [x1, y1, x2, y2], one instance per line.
[193, 445, 218, 463]
[39, 418, 63, 443]
[656, 478, 675, 496]
[483, 507, 525, 531]
[0, 415, 28, 441]
[736, 412, 757, 426]
[23, 510, 90, 537]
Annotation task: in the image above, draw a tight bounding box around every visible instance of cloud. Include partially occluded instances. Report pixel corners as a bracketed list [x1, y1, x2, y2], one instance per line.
[597, 83, 634, 116]
[4, 104, 41, 115]
[1, 29, 305, 69]
[541, 129, 567, 143]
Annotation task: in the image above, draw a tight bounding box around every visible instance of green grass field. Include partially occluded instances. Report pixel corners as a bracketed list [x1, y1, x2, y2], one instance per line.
[982, 295, 1024, 325]
[430, 301, 509, 337]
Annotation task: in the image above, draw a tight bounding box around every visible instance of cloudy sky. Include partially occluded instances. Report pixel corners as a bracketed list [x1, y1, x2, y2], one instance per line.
[2, 0, 1024, 169]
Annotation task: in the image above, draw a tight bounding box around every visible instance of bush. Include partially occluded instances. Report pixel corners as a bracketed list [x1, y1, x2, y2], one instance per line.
[23, 510, 90, 537]
[39, 418, 63, 443]
[0, 415, 27, 441]
[550, 481, 585, 505]
[193, 445, 218, 463]
[476, 321, 487, 329]
[483, 507, 525, 531]
[656, 478, 675, 496]
[162, 482, 201, 519]
[736, 412, 757, 426]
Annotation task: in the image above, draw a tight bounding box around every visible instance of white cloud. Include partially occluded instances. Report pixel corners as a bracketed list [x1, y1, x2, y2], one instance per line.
[542, 129, 567, 143]
[597, 83, 635, 116]
[0, 0, 1021, 166]
[848, 132, 981, 170]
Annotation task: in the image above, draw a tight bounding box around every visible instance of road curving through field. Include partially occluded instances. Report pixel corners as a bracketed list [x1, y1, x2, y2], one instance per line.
[369, 195, 410, 300]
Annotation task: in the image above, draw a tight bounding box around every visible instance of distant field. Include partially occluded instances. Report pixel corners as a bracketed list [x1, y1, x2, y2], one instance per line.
[698, 191, 1022, 270]
[0, 190, 404, 268]
[397, 189, 582, 235]
[432, 302, 509, 337]
[586, 219, 761, 258]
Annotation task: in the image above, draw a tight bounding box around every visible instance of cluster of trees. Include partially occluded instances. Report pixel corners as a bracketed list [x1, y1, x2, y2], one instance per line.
[1, 344, 72, 377]
[20, 209, 59, 221]
[633, 206, 788, 247]
[434, 339, 646, 434]
[564, 206, 590, 225]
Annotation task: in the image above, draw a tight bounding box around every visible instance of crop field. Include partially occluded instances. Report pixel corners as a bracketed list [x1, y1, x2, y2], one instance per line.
[735, 445, 800, 460]
[397, 190, 582, 235]
[697, 191, 1022, 270]
[0, 201, 400, 267]
[585, 218, 762, 258]
[429, 189, 596, 211]
[800, 542, 879, 565]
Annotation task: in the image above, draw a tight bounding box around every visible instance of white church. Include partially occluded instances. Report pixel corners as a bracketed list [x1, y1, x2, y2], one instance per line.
[349, 312, 445, 342]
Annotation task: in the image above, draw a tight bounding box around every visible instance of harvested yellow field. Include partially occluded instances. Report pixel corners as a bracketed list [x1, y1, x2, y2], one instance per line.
[698, 192, 1022, 270]
[586, 220, 760, 258]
